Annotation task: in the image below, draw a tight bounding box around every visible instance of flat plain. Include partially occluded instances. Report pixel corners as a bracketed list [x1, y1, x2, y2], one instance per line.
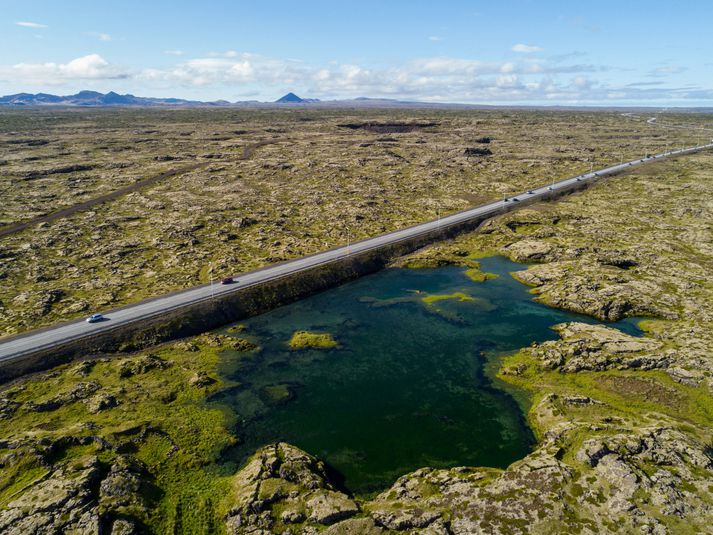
[1, 108, 705, 336]
[1, 107, 712, 534]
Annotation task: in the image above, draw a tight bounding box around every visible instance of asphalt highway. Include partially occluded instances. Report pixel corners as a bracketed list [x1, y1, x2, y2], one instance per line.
[1, 143, 711, 365]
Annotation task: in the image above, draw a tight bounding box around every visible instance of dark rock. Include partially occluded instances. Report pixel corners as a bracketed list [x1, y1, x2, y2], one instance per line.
[338, 122, 437, 133]
[0, 398, 21, 419]
[463, 147, 492, 157]
[24, 164, 94, 180]
[85, 393, 120, 413]
[235, 217, 259, 229]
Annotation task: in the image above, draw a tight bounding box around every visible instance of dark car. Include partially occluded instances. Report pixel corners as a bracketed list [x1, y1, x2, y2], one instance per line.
[221, 277, 236, 285]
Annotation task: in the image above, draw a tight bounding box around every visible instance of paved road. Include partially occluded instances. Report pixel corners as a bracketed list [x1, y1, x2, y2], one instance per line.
[1, 143, 711, 365]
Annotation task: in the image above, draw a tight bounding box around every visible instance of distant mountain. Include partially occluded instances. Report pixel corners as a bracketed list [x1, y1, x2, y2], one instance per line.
[0, 91, 225, 107]
[274, 92, 320, 104]
[1, 90, 710, 111]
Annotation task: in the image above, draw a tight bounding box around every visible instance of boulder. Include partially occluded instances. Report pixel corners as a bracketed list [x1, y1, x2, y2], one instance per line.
[306, 490, 359, 525]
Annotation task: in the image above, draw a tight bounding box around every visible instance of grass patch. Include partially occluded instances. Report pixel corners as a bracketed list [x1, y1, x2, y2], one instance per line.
[288, 331, 339, 349]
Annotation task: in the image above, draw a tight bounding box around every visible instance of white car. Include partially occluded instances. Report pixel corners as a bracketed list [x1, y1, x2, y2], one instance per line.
[86, 314, 104, 323]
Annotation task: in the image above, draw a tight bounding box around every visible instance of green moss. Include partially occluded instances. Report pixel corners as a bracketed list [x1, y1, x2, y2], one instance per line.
[0, 338, 242, 532]
[0, 461, 48, 508]
[288, 331, 339, 349]
[494, 347, 713, 451]
[464, 268, 499, 282]
[421, 292, 474, 304]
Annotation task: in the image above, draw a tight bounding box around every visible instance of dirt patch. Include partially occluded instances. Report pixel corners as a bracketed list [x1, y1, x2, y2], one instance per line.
[598, 375, 683, 410]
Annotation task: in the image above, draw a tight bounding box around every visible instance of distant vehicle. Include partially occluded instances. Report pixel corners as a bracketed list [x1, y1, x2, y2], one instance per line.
[527, 190, 534, 194]
[576, 177, 582, 181]
[504, 198, 509, 202]
[86, 314, 104, 323]
[512, 197, 520, 202]
[548, 186, 553, 191]
[221, 277, 236, 285]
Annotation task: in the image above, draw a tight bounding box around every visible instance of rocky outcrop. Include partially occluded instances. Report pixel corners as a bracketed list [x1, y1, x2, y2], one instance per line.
[0, 447, 155, 535]
[118, 354, 168, 378]
[574, 427, 713, 527]
[85, 392, 120, 413]
[0, 455, 103, 534]
[531, 322, 670, 372]
[25, 381, 102, 412]
[512, 262, 674, 321]
[503, 239, 554, 263]
[225, 443, 360, 534]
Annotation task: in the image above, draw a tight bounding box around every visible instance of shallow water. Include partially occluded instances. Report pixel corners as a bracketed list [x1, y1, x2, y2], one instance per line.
[213, 256, 641, 494]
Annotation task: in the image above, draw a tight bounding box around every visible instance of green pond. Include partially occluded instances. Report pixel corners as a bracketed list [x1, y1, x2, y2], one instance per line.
[213, 256, 642, 494]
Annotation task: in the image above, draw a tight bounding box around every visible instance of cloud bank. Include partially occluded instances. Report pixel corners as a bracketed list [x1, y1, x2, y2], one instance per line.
[0, 50, 710, 105]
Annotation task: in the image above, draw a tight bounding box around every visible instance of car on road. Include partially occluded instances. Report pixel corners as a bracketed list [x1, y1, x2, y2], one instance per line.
[221, 277, 236, 285]
[527, 190, 534, 194]
[86, 314, 104, 323]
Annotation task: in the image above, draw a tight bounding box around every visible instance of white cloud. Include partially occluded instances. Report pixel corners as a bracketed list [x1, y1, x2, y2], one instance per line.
[164, 50, 185, 56]
[7, 54, 128, 84]
[512, 43, 543, 53]
[428, 36, 443, 42]
[500, 62, 515, 73]
[16, 21, 47, 29]
[140, 52, 307, 87]
[1, 49, 711, 105]
[649, 65, 687, 77]
[86, 32, 111, 42]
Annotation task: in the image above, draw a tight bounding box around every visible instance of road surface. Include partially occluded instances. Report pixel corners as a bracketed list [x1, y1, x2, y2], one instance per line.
[1, 143, 711, 367]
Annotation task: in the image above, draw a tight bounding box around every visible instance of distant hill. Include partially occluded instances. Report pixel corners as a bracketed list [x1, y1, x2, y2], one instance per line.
[0, 91, 223, 107]
[275, 92, 320, 104]
[1, 90, 711, 111]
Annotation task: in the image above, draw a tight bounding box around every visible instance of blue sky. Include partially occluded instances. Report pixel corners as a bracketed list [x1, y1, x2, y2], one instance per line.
[1, 0, 712, 105]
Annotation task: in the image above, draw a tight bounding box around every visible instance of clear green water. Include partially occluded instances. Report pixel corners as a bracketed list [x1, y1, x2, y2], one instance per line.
[213, 256, 642, 494]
